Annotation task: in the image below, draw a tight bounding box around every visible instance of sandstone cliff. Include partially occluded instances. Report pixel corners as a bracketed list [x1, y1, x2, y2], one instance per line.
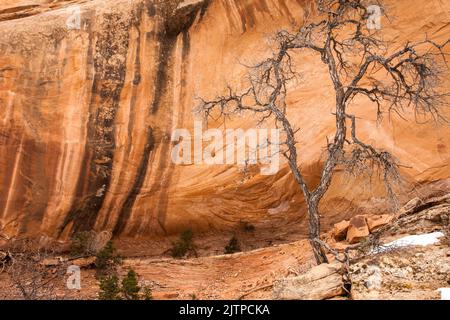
[0, 0, 449, 241]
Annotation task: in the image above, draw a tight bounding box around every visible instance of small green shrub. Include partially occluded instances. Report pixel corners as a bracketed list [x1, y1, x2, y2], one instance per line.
[70, 231, 95, 257]
[95, 241, 122, 277]
[171, 229, 195, 258]
[121, 269, 140, 300]
[98, 268, 152, 300]
[224, 235, 241, 254]
[142, 286, 153, 300]
[98, 275, 121, 300]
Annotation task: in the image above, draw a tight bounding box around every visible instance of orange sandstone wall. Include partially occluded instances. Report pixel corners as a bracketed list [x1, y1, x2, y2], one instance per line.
[0, 0, 449, 240]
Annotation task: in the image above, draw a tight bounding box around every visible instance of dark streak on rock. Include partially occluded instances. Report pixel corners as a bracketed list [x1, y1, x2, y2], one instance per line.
[145, 0, 156, 17]
[151, 0, 208, 114]
[113, 127, 155, 236]
[99, 4, 144, 230]
[132, 3, 143, 88]
[149, 34, 177, 114]
[153, 29, 191, 234]
[198, 0, 211, 22]
[113, 0, 209, 236]
[60, 12, 132, 236]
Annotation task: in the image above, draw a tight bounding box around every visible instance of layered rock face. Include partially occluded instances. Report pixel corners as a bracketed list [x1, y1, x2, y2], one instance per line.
[0, 0, 449, 240]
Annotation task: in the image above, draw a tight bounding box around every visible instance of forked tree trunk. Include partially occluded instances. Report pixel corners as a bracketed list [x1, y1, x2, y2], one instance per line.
[307, 200, 329, 264]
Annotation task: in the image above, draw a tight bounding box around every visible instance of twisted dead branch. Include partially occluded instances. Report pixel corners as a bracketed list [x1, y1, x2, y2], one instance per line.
[199, 0, 450, 264]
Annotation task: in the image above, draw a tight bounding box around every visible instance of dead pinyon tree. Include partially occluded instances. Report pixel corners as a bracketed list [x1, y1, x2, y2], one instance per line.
[199, 0, 450, 264]
[2, 239, 65, 300]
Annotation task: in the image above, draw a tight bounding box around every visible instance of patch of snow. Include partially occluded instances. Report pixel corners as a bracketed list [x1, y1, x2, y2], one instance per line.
[371, 232, 444, 254]
[385, 232, 445, 247]
[438, 288, 450, 300]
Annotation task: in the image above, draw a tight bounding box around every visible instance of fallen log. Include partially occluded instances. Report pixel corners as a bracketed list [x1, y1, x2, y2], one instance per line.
[273, 262, 345, 300]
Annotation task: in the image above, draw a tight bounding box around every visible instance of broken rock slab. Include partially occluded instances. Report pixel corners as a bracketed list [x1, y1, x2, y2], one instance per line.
[366, 214, 393, 233]
[71, 256, 96, 268]
[332, 220, 350, 241]
[41, 258, 60, 267]
[347, 215, 370, 244]
[399, 197, 423, 215]
[273, 262, 345, 300]
[41, 256, 68, 267]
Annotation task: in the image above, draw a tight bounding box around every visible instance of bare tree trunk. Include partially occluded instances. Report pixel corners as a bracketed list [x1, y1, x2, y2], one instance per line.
[200, 0, 450, 268]
[306, 199, 329, 264]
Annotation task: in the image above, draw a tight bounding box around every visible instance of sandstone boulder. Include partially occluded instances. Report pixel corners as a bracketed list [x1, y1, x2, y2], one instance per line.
[71, 256, 96, 268]
[332, 220, 350, 241]
[273, 262, 344, 300]
[366, 214, 393, 233]
[399, 197, 422, 215]
[41, 258, 61, 267]
[347, 215, 370, 244]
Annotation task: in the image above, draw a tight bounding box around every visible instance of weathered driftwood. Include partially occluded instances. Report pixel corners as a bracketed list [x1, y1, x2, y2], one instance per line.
[273, 262, 345, 300]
